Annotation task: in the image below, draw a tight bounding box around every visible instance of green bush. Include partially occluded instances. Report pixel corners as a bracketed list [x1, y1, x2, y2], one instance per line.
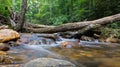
[50, 15, 68, 25]
[107, 21, 120, 29]
[3, 0, 120, 28]
[0, 0, 12, 17]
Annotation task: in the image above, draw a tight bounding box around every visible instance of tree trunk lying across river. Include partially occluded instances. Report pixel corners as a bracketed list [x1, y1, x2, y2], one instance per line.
[24, 13, 120, 33]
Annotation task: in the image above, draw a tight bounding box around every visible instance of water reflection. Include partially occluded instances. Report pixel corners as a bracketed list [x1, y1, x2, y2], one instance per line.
[51, 47, 120, 67]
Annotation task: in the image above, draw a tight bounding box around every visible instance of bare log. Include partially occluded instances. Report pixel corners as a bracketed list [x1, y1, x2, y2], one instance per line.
[25, 13, 120, 33]
[25, 22, 55, 28]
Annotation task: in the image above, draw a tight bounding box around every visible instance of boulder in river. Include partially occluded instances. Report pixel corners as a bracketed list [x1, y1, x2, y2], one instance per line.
[24, 58, 76, 67]
[0, 29, 20, 43]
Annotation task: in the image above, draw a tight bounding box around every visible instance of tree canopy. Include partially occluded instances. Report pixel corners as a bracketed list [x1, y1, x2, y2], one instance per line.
[0, 0, 120, 27]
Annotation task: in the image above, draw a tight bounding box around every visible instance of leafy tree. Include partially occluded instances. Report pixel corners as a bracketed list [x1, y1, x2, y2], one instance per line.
[0, 0, 12, 17]
[2, 0, 120, 26]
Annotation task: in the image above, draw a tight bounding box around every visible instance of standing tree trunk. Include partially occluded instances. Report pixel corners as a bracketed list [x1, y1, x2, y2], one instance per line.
[15, 0, 27, 31]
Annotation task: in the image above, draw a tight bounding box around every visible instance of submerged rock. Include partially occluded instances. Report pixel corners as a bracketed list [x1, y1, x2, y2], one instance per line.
[0, 29, 20, 43]
[8, 41, 20, 46]
[18, 33, 57, 45]
[24, 58, 76, 67]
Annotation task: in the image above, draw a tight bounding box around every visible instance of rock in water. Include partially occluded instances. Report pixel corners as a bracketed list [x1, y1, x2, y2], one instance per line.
[0, 51, 7, 55]
[0, 29, 20, 43]
[106, 37, 120, 43]
[60, 41, 81, 48]
[0, 51, 14, 64]
[0, 43, 9, 51]
[24, 58, 76, 67]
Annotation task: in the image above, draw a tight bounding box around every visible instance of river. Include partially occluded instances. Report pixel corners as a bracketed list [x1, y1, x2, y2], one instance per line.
[1, 33, 120, 67]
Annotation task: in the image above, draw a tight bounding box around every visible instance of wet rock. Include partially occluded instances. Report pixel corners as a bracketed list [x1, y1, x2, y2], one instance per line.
[24, 58, 76, 67]
[99, 38, 106, 42]
[8, 41, 20, 46]
[16, 39, 22, 45]
[81, 36, 95, 41]
[0, 29, 20, 43]
[16, 39, 29, 45]
[0, 55, 14, 64]
[100, 38, 119, 43]
[0, 43, 9, 51]
[0, 51, 7, 55]
[19, 33, 57, 45]
[60, 41, 81, 48]
[37, 33, 61, 41]
[28, 40, 41, 45]
[0, 51, 14, 64]
[106, 37, 120, 43]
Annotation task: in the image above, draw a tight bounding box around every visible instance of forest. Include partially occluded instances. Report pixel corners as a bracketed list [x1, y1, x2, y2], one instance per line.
[0, 0, 120, 67]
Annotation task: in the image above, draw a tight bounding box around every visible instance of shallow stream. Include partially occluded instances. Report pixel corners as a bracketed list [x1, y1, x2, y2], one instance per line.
[3, 33, 120, 67]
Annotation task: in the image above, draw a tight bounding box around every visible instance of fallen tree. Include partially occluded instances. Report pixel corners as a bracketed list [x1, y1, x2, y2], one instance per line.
[24, 13, 120, 33]
[25, 22, 56, 28]
[7, 0, 120, 33]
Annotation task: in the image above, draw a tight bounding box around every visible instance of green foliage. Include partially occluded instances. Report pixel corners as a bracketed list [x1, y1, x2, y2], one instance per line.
[1, 0, 120, 27]
[107, 21, 120, 29]
[88, 0, 120, 20]
[0, 0, 12, 17]
[50, 15, 67, 25]
[12, 0, 22, 12]
[101, 27, 120, 38]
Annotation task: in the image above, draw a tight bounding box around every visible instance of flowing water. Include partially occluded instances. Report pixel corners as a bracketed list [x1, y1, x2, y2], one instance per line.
[3, 33, 120, 67]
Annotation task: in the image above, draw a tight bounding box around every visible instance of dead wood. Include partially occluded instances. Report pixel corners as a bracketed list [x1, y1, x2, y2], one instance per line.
[24, 13, 120, 33]
[25, 22, 55, 28]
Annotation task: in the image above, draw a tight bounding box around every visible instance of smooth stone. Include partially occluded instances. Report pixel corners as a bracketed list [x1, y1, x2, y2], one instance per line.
[0, 29, 20, 43]
[24, 58, 76, 67]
